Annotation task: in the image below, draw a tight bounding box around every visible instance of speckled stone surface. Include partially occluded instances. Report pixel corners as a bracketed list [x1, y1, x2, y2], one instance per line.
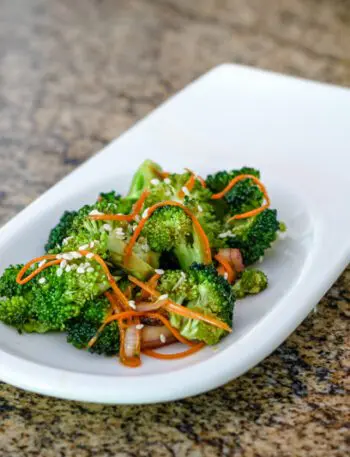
[0, 0, 349, 456]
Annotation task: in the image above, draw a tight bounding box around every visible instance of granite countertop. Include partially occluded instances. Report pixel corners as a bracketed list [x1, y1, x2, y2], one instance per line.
[0, 1, 349, 456]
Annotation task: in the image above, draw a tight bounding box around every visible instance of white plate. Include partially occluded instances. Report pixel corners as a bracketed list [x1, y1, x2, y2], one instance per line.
[1, 64, 350, 404]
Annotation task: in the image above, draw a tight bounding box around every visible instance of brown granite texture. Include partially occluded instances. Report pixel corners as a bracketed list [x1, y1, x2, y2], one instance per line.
[0, 0, 349, 456]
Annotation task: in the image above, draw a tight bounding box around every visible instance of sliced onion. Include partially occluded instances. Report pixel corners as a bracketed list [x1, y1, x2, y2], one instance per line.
[123, 324, 141, 358]
[141, 325, 176, 349]
[136, 299, 167, 312]
[218, 248, 244, 272]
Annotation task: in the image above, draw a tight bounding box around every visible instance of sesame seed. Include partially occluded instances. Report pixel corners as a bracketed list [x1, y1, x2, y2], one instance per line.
[160, 334, 166, 343]
[155, 269, 165, 275]
[223, 272, 228, 280]
[89, 241, 95, 248]
[56, 254, 62, 260]
[103, 224, 112, 232]
[136, 324, 144, 330]
[158, 294, 168, 301]
[71, 252, 82, 259]
[38, 277, 46, 284]
[150, 178, 160, 185]
[38, 260, 47, 268]
[132, 224, 138, 232]
[56, 268, 63, 277]
[89, 209, 103, 216]
[60, 259, 67, 269]
[128, 300, 136, 309]
[62, 253, 73, 260]
[197, 205, 203, 213]
[65, 265, 72, 272]
[181, 186, 190, 196]
[79, 244, 89, 250]
[86, 267, 94, 273]
[86, 253, 94, 259]
[164, 178, 171, 184]
[134, 215, 141, 222]
[218, 231, 236, 239]
[77, 267, 85, 274]
[142, 209, 149, 219]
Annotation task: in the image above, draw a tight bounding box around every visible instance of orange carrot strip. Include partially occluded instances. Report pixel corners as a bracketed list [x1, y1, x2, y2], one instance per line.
[104, 311, 196, 346]
[142, 342, 205, 360]
[124, 201, 211, 266]
[78, 250, 130, 310]
[127, 275, 232, 333]
[210, 174, 270, 221]
[104, 291, 122, 313]
[89, 190, 150, 222]
[140, 273, 161, 299]
[178, 173, 196, 198]
[151, 166, 170, 180]
[16, 255, 61, 285]
[184, 168, 206, 188]
[214, 254, 235, 283]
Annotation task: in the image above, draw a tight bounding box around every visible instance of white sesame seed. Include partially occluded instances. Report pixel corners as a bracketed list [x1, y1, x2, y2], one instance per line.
[134, 215, 141, 222]
[86, 253, 94, 259]
[79, 244, 89, 250]
[150, 178, 160, 185]
[155, 269, 165, 275]
[197, 205, 203, 213]
[160, 334, 166, 343]
[60, 259, 67, 269]
[89, 209, 103, 216]
[128, 300, 136, 310]
[136, 324, 144, 330]
[77, 267, 85, 274]
[132, 224, 138, 232]
[218, 231, 236, 239]
[158, 294, 168, 301]
[38, 277, 46, 284]
[56, 268, 63, 277]
[223, 272, 228, 280]
[71, 252, 82, 259]
[164, 178, 171, 184]
[38, 259, 47, 268]
[65, 265, 72, 273]
[62, 253, 73, 260]
[56, 254, 62, 260]
[86, 267, 94, 273]
[181, 186, 190, 196]
[103, 224, 112, 232]
[89, 241, 95, 248]
[142, 209, 149, 219]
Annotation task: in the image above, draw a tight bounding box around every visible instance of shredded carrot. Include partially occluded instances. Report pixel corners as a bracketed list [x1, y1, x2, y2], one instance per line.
[16, 255, 61, 285]
[104, 291, 122, 313]
[214, 254, 235, 283]
[128, 275, 232, 333]
[89, 190, 150, 222]
[184, 168, 206, 188]
[140, 273, 161, 299]
[210, 174, 270, 221]
[124, 201, 211, 266]
[178, 173, 196, 198]
[104, 311, 196, 346]
[142, 342, 205, 360]
[151, 166, 170, 180]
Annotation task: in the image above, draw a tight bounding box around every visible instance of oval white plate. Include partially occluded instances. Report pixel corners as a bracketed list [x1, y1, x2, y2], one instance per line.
[1, 64, 350, 403]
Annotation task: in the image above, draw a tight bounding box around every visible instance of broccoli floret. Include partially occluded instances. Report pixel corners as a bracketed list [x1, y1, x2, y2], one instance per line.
[232, 269, 268, 299]
[226, 209, 280, 265]
[142, 206, 208, 270]
[66, 296, 120, 355]
[45, 210, 78, 252]
[126, 159, 164, 201]
[158, 263, 235, 345]
[206, 167, 263, 216]
[0, 258, 110, 332]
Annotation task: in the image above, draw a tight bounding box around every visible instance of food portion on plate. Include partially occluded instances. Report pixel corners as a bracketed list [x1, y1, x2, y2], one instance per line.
[0, 160, 286, 367]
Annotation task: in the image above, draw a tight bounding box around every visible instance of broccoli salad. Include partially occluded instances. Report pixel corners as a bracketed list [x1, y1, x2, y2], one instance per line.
[0, 160, 286, 367]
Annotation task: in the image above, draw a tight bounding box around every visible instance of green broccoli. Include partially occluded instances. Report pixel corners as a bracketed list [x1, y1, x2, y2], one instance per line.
[206, 167, 263, 216]
[225, 209, 281, 265]
[66, 296, 120, 355]
[158, 263, 235, 345]
[232, 269, 268, 299]
[45, 210, 78, 252]
[0, 257, 110, 332]
[142, 206, 208, 270]
[126, 159, 164, 201]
